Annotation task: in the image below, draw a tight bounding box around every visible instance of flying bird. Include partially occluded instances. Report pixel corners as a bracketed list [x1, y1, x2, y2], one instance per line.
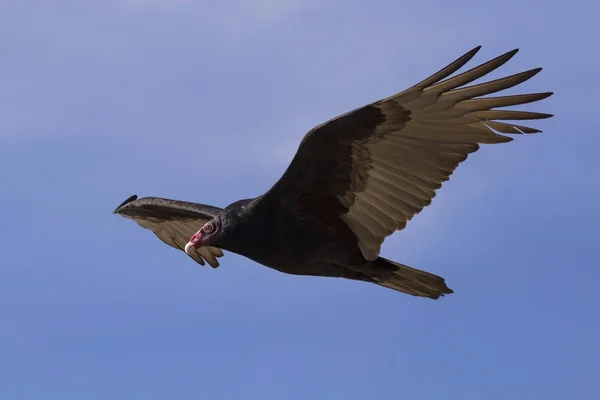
[114, 46, 553, 299]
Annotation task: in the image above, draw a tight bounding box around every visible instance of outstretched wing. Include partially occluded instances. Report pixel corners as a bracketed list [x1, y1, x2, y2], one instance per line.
[257, 46, 553, 261]
[113, 195, 225, 267]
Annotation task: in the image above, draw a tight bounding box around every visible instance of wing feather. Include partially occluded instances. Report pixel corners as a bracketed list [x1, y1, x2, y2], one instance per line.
[257, 46, 553, 260]
[113, 195, 224, 268]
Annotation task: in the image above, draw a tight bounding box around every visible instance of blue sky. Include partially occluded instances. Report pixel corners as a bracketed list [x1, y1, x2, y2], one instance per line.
[1, 0, 598, 398]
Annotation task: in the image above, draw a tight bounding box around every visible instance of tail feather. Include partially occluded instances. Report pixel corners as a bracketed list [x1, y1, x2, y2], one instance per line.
[372, 257, 453, 299]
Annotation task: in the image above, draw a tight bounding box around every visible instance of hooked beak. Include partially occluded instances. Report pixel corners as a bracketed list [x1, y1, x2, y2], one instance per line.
[184, 231, 203, 256]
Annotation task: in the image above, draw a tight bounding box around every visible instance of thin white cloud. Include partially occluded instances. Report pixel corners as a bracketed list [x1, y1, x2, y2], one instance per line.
[237, 0, 304, 21]
[120, 0, 303, 17]
[120, 0, 193, 8]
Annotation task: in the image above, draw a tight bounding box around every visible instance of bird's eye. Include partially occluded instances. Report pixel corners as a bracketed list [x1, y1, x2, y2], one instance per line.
[203, 223, 215, 234]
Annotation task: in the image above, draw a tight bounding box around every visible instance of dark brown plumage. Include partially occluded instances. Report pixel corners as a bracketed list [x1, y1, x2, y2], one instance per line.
[114, 46, 553, 299]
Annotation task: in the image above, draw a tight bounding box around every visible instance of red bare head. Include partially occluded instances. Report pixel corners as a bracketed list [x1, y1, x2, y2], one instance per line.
[184, 220, 218, 255]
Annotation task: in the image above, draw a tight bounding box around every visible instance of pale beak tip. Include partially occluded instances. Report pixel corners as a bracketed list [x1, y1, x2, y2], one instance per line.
[184, 241, 195, 256]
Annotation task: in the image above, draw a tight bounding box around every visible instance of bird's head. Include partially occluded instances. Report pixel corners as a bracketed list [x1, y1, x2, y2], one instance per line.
[184, 218, 222, 255]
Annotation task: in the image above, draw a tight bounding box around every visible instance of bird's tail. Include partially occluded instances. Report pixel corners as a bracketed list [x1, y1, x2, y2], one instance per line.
[372, 257, 453, 299]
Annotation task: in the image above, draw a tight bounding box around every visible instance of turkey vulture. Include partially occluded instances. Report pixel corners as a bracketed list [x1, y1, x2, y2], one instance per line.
[114, 46, 553, 299]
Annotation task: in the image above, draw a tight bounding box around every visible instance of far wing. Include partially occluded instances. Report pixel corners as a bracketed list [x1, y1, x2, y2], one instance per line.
[113, 195, 224, 267]
[256, 46, 553, 261]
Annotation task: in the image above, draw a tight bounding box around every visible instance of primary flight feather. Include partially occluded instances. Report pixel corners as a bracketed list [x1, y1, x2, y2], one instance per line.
[114, 46, 553, 299]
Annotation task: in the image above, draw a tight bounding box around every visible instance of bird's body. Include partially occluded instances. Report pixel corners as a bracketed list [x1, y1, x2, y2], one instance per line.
[114, 46, 553, 299]
[143, 196, 371, 277]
